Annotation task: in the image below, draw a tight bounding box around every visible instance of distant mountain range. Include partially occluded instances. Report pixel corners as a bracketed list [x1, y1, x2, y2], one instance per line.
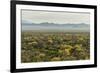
[22, 21, 90, 32]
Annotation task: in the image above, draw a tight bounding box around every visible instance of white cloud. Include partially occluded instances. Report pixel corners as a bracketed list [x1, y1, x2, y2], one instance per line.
[22, 10, 90, 24]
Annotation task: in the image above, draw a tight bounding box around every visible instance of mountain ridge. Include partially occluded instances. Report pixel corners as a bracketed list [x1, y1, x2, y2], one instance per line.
[22, 21, 90, 32]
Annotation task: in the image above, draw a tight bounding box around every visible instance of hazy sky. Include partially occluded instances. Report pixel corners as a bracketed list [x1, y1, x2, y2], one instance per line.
[22, 10, 90, 24]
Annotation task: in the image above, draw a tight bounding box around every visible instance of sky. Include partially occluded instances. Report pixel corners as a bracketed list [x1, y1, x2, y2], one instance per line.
[21, 10, 90, 24]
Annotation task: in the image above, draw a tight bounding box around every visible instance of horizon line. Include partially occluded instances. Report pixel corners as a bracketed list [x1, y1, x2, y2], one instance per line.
[22, 21, 89, 25]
